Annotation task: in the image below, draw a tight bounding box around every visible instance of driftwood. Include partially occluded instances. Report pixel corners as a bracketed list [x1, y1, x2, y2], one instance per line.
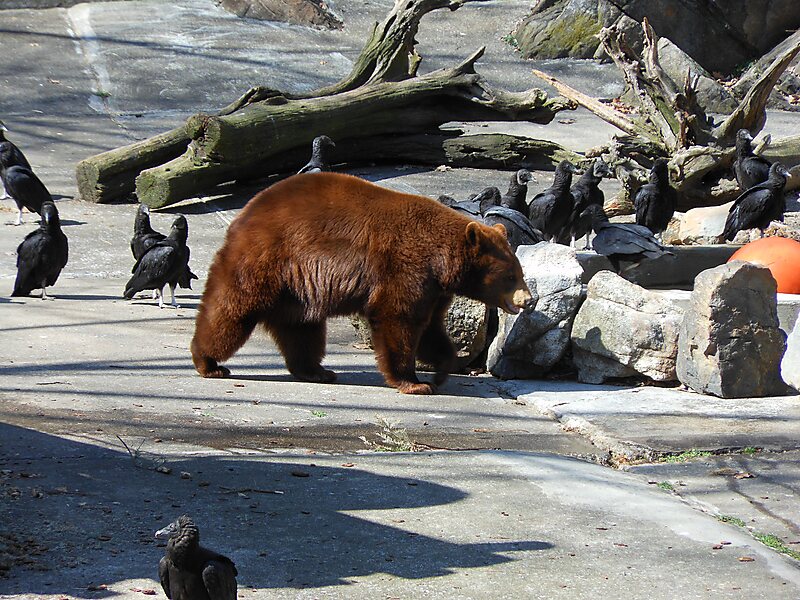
[334, 131, 583, 170]
[533, 17, 800, 211]
[76, 0, 574, 207]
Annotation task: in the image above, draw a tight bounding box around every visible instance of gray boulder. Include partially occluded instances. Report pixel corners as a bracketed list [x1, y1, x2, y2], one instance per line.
[571, 271, 684, 384]
[350, 296, 489, 372]
[441, 296, 490, 370]
[487, 242, 583, 379]
[782, 319, 800, 392]
[676, 261, 789, 398]
[514, 0, 620, 60]
[662, 202, 732, 246]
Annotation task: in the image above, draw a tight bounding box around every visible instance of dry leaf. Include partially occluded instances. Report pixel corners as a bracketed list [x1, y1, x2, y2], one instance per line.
[738, 556, 755, 562]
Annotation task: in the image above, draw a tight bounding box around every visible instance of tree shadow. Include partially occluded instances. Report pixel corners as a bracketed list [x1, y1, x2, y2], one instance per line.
[0, 424, 552, 596]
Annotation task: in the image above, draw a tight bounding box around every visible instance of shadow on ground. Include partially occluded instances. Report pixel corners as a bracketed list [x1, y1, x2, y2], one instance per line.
[0, 424, 551, 596]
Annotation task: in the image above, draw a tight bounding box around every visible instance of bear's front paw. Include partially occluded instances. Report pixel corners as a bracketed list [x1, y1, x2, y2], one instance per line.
[292, 367, 337, 384]
[202, 365, 231, 378]
[397, 381, 436, 395]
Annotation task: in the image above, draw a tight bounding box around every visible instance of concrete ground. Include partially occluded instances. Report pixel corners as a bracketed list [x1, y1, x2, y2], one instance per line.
[1, 1, 799, 598]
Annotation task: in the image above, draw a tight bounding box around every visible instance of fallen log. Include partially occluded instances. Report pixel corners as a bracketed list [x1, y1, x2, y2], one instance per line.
[75, 86, 290, 204]
[136, 49, 573, 208]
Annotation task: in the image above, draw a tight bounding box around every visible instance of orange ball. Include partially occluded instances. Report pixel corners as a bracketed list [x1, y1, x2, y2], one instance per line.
[729, 237, 800, 294]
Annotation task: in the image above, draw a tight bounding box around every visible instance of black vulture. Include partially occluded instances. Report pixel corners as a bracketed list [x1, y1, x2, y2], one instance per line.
[0, 121, 32, 201]
[500, 169, 535, 214]
[12, 202, 68, 299]
[156, 515, 237, 600]
[586, 205, 673, 273]
[733, 129, 771, 191]
[527, 160, 577, 241]
[558, 158, 612, 247]
[482, 206, 545, 251]
[297, 135, 335, 174]
[437, 186, 501, 219]
[3, 165, 51, 226]
[634, 158, 676, 240]
[124, 215, 194, 308]
[131, 204, 166, 261]
[468, 186, 502, 213]
[722, 162, 789, 241]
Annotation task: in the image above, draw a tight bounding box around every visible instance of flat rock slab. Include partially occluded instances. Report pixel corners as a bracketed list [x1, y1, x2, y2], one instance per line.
[507, 380, 800, 462]
[2, 428, 799, 598]
[631, 450, 800, 551]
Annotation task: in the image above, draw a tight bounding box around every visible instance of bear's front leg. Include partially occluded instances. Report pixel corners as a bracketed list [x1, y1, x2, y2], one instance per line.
[416, 297, 456, 386]
[369, 317, 434, 395]
[269, 320, 337, 383]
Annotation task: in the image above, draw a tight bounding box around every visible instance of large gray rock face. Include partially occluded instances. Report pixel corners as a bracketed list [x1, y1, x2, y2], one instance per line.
[216, 0, 343, 29]
[571, 271, 684, 384]
[514, 0, 622, 60]
[782, 319, 800, 392]
[655, 38, 737, 113]
[487, 243, 583, 379]
[514, 0, 800, 75]
[615, 0, 800, 74]
[676, 261, 789, 398]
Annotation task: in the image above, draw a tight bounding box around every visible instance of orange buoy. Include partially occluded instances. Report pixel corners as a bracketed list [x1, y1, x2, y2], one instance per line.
[729, 237, 800, 294]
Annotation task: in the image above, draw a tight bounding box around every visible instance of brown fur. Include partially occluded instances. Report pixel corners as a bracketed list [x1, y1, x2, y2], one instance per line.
[191, 173, 530, 394]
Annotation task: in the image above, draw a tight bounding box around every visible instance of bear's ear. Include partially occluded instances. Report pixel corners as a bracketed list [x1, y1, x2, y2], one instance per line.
[465, 221, 484, 248]
[492, 223, 508, 239]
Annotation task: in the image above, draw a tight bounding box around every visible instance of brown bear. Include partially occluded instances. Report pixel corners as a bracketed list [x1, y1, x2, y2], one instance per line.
[191, 172, 532, 394]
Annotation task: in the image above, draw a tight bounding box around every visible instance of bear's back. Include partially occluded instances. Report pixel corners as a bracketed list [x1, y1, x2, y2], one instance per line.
[242, 172, 466, 229]
[228, 173, 476, 256]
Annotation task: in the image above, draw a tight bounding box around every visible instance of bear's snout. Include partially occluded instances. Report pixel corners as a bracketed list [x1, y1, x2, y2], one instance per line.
[501, 286, 534, 315]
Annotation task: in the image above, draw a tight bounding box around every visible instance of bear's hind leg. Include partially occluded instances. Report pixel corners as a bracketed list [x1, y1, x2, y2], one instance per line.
[269, 320, 336, 383]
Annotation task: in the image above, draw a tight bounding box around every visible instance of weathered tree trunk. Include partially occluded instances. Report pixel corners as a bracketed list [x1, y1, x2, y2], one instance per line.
[77, 0, 573, 207]
[342, 132, 583, 170]
[75, 86, 290, 204]
[136, 50, 572, 207]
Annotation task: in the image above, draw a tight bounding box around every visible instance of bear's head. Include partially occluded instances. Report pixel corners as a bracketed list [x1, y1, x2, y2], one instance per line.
[463, 221, 532, 314]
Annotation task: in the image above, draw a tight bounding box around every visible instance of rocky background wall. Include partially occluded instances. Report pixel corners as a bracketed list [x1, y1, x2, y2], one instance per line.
[514, 0, 800, 76]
